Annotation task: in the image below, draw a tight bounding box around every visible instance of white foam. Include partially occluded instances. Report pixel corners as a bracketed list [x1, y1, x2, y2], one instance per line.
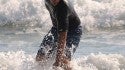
[0, 51, 125, 70]
[71, 53, 125, 70]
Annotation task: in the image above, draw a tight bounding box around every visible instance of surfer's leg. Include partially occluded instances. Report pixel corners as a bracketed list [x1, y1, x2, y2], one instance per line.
[36, 35, 55, 61]
[73, 26, 82, 52]
[36, 27, 57, 61]
[65, 26, 82, 60]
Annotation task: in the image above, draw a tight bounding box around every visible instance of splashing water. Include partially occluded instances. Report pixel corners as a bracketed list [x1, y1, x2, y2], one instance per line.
[0, 51, 125, 70]
[0, 0, 125, 70]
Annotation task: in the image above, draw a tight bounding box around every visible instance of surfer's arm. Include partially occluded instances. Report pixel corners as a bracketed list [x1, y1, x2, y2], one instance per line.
[53, 1, 69, 66]
[54, 32, 67, 66]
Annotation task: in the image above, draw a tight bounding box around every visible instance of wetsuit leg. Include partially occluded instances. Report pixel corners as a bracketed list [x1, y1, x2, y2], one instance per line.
[65, 26, 82, 60]
[36, 27, 57, 59]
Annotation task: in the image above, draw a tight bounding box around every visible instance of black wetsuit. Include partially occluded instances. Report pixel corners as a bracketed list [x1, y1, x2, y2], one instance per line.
[45, 0, 81, 32]
[37, 0, 82, 60]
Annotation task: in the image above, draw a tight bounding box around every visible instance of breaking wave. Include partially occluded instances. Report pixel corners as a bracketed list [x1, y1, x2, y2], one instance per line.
[0, 0, 125, 32]
[0, 51, 125, 70]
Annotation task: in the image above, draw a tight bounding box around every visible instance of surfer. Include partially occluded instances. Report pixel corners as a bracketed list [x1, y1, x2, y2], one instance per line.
[36, 0, 82, 69]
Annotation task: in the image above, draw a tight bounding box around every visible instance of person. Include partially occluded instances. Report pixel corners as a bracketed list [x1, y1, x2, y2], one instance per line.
[36, 0, 82, 69]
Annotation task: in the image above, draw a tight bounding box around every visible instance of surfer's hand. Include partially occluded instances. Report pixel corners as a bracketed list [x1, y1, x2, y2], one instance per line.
[53, 55, 69, 66]
[53, 59, 72, 70]
[36, 54, 45, 61]
[53, 61, 60, 67]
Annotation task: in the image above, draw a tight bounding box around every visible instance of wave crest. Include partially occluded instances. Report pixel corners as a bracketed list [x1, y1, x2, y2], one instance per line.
[0, 0, 125, 32]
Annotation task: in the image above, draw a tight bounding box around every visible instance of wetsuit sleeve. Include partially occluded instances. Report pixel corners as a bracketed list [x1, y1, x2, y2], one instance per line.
[45, 4, 57, 26]
[56, 4, 69, 32]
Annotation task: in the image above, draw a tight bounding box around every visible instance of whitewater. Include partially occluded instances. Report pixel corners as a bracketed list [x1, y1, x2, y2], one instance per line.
[0, 0, 125, 70]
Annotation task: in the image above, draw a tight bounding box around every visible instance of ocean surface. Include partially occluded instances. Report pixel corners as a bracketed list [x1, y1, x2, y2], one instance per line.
[0, 0, 125, 70]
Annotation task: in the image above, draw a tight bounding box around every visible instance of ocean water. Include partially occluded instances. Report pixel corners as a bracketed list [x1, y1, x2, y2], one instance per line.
[0, 0, 125, 70]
